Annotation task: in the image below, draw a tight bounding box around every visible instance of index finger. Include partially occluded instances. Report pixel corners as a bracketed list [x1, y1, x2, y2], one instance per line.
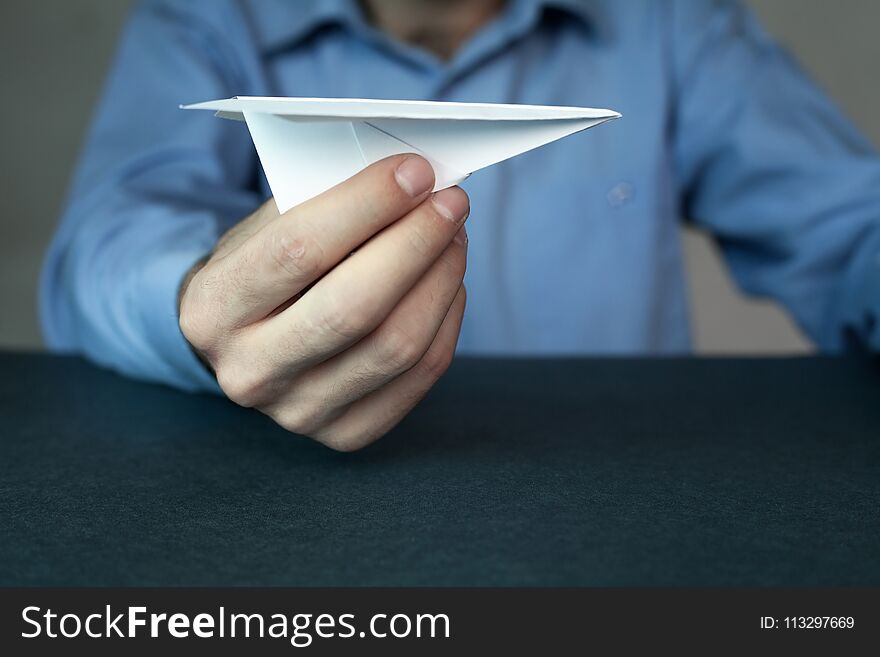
[205, 153, 436, 330]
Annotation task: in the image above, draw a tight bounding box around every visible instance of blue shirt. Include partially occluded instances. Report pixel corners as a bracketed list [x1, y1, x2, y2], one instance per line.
[41, 0, 880, 392]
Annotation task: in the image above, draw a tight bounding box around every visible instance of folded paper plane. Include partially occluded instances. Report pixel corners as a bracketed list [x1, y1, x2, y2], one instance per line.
[183, 97, 621, 213]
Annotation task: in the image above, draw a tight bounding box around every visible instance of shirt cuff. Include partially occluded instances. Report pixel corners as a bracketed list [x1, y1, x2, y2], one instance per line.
[138, 245, 222, 394]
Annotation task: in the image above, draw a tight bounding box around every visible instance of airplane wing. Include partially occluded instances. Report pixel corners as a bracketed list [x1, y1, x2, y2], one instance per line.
[182, 96, 621, 213]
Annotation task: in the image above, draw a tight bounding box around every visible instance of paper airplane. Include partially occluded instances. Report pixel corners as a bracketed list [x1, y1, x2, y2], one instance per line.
[183, 96, 620, 213]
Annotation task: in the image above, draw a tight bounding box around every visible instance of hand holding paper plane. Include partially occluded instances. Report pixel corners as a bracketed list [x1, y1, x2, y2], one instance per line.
[183, 97, 620, 213]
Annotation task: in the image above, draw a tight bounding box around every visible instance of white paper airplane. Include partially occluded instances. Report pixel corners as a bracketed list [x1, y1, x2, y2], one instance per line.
[183, 96, 621, 213]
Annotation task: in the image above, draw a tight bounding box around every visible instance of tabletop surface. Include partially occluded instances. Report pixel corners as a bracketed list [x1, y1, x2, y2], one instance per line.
[1, 352, 878, 586]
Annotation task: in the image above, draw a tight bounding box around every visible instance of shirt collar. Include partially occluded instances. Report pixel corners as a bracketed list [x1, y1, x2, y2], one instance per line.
[249, 0, 354, 54]
[250, 0, 598, 55]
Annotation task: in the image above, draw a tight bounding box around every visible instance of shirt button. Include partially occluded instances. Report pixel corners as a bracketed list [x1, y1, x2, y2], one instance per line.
[607, 181, 635, 208]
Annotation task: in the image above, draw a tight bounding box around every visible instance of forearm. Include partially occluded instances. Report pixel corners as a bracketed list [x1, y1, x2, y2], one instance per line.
[41, 191, 222, 392]
[669, 0, 880, 352]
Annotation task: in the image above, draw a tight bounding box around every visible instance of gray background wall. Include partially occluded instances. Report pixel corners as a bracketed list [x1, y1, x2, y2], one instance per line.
[1, 0, 877, 353]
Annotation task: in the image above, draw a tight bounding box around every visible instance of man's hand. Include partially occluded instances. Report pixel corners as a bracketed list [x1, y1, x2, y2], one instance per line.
[178, 155, 469, 451]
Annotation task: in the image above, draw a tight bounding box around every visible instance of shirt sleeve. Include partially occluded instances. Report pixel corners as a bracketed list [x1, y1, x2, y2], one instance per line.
[669, 0, 880, 352]
[40, 0, 265, 391]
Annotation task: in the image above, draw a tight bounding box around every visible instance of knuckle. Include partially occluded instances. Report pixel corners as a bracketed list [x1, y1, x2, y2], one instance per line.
[178, 295, 214, 351]
[274, 403, 324, 437]
[319, 429, 378, 453]
[318, 295, 374, 341]
[269, 229, 324, 281]
[177, 303, 199, 343]
[374, 324, 427, 374]
[215, 364, 266, 409]
[418, 344, 455, 382]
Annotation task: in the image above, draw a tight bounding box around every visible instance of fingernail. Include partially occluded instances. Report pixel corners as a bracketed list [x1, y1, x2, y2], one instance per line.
[453, 226, 468, 246]
[394, 156, 435, 198]
[432, 187, 470, 223]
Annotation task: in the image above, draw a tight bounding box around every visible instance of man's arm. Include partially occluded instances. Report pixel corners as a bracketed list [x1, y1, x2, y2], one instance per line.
[41, 0, 470, 450]
[40, 0, 261, 391]
[669, 0, 880, 350]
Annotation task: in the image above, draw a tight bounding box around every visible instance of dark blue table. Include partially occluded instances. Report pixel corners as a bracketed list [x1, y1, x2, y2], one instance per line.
[1, 353, 878, 585]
